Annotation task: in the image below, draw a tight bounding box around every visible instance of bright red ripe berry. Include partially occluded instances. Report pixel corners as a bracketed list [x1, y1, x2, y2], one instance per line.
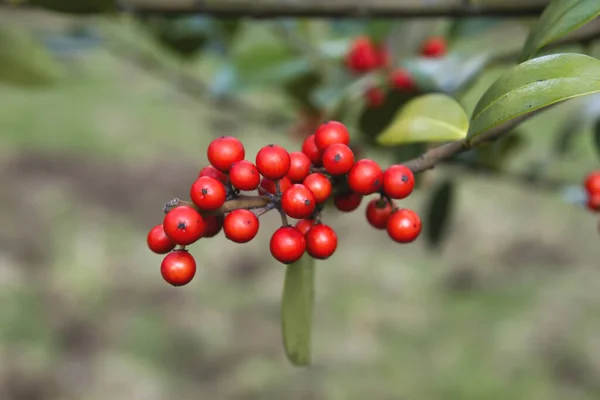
[207, 136, 245, 173]
[587, 193, 600, 212]
[198, 165, 228, 184]
[270, 226, 307, 264]
[287, 151, 312, 183]
[223, 209, 259, 243]
[345, 36, 380, 74]
[389, 69, 416, 91]
[334, 192, 363, 212]
[302, 134, 323, 166]
[295, 218, 315, 235]
[322, 143, 355, 176]
[305, 224, 338, 260]
[302, 173, 332, 204]
[258, 176, 292, 196]
[163, 206, 205, 246]
[421, 36, 447, 58]
[366, 86, 386, 108]
[161, 250, 196, 287]
[365, 199, 393, 230]
[203, 215, 224, 238]
[147, 224, 176, 254]
[584, 171, 600, 195]
[386, 208, 422, 243]
[314, 121, 350, 152]
[255, 144, 291, 180]
[281, 184, 316, 219]
[348, 159, 383, 195]
[190, 176, 227, 211]
[383, 164, 415, 199]
[229, 160, 260, 191]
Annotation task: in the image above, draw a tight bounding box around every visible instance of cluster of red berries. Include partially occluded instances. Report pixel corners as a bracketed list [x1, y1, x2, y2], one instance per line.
[585, 171, 600, 212]
[146, 121, 421, 287]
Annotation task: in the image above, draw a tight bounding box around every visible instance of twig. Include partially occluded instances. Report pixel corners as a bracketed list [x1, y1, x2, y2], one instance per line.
[164, 195, 271, 214]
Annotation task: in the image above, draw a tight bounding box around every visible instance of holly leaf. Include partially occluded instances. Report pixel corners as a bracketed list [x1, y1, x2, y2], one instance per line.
[377, 94, 469, 146]
[467, 53, 600, 141]
[281, 254, 315, 367]
[358, 89, 415, 143]
[424, 179, 456, 250]
[519, 0, 600, 62]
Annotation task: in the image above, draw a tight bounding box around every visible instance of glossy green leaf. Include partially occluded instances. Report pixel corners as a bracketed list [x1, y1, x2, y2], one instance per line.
[358, 88, 415, 144]
[519, 0, 600, 62]
[424, 179, 455, 250]
[594, 119, 600, 161]
[377, 94, 469, 145]
[281, 254, 315, 367]
[467, 53, 600, 141]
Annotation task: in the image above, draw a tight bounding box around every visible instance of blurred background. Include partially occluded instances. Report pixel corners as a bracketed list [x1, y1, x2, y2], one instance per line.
[2, 1, 600, 399]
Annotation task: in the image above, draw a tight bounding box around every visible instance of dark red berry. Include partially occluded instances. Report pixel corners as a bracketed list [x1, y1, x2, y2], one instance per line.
[163, 206, 205, 246]
[255, 144, 291, 180]
[383, 164, 415, 199]
[229, 160, 260, 191]
[587, 193, 600, 212]
[365, 199, 393, 230]
[348, 159, 383, 195]
[147, 224, 176, 254]
[314, 121, 350, 152]
[190, 176, 227, 211]
[366, 86, 385, 108]
[161, 250, 196, 287]
[301, 134, 323, 166]
[302, 173, 332, 204]
[223, 209, 259, 243]
[584, 171, 600, 195]
[322, 143, 355, 176]
[281, 184, 316, 219]
[386, 208, 421, 243]
[295, 219, 315, 235]
[389, 69, 415, 91]
[270, 226, 306, 264]
[305, 224, 338, 260]
[287, 151, 312, 183]
[258, 176, 292, 196]
[203, 215, 224, 238]
[198, 165, 228, 184]
[421, 36, 447, 58]
[334, 192, 363, 212]
[207, 136, 245, 173]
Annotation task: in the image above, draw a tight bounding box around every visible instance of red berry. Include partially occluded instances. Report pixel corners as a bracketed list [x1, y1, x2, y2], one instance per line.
[255, 144, 291, 180]
[322, 143, 355, 176]
[161, 250, 196, 287]
[198, 165, 228, 184]
[584, 171, 600, 195]
[281, 184, 316, 219]
[377, 44, 391, 69]
[383, 164, 415, 199]
[258, 176, 292, 196]
[203, 215, 223, 238]
[314, 121, 350, 152]
[287, 151, 312, 183]
[386, 208, 421, 243]
[345, 36, 380, 74]
[223, 209, 259, 243]
[147, 224, 176, 254]
[348, 159, 383, 195]
[270, 226, 306, 264]
[302, 134, 323, 166]
[587, 193, 600, 212]
[421, 36, 447, 58]
[365, 199, 393, 230]
[389, 69, 416, 91]
[207, 136, 245, 173]
[305, 224, 338, 260]
[163, 206, 205, 246]
[190, 176, 227, 211]
[302, 173, 332, 204]
[334, 192, 363, 212]
[295, 218, 315, 235]
[229, 160, 260, 191]
[366, 86, 386, 108]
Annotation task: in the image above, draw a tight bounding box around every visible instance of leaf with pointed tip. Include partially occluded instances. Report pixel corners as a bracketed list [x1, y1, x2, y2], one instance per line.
[424, 179, 455, 250]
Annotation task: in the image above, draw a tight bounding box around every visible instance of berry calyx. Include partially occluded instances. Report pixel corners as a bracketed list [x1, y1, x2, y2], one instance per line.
[322, 143, 355, 176]
[198, 165, 228, 184]
[258, 176, 292, 196]
[314, 121, 350, 152]
[256, 144, 291, 181]
[287, 151, 312, 183]
[366, 86, 386, 108]
[366, 199, 393, 230]
[207, 136, 245, 173]
[305, 224, 338, 260]
[383, 164, 415, 199]
[302, 173, 332, 204]
[203, 215, 224, 238]
[587, 193, 600, 212]
[281, 184, 316, 219]
[229, 160, 261, 191]
[163, 205, 205, 246]
[584, 171, 600, 195]
[295, 218, 315, 235]
[348, 159, 383, 195]
[161, 250, 196, 287]
[301, 134, 323, 166]
[421, 36, 447, 58]
[270, 226, 307, 264]
[389, 68, 416, 91]
[147, 224, 176, 254]
[190, 176, 227, 211]
[386, 208, 422, 243]
[223, 209, 259, 243]
[334, 192, 363, 212]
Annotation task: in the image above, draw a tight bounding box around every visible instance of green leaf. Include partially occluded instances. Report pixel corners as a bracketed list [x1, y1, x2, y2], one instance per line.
[424, 179, 456, 250]
[358, 89, 415, 144]
[467, 53, 600, 141]
[281, 254, 315, 367]
[519, 0, 600, 62]
[377, 94, 469, 145]
[593, 119, 600, 161]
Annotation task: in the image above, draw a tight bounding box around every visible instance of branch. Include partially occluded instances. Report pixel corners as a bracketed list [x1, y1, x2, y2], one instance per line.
[164, 195, 271, 214]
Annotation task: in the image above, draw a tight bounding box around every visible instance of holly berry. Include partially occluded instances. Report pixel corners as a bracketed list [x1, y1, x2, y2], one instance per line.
[348, 159, 383, 195]
[295, 218, 315, 235]
[203, 215, 224, 238]
[366, 86, 386, 108]
[207, 136, 245, 173]
[366, 199, 393, 230]
[199, 165, 228, 184]
[287, 151, 312, 183]
[587, 193, 600, 212]
[161, 250, 196, 287]
[421, 36, 447, 58]
[345, 36, 380, 74]
[281, 184, 316, 219]
[163, 205, 205, 246]
[386, 208, 421, 243]
[314, 121, 350, 152]
[322, 143, 355, 176]
[389, 69, 416, 91]
[256, 144, 291, 181]
[270, 226, 306, 264]
[147, 224, 176, 254]
[303, 173, 332, 204]
[301, 134, 323, 166]
[334, 192, 363, 212]
[229, 160, 261, 191]
[584, 171, 600, 195]
[223, 209, 259, 243]
[377, 45, 391, 69]
[190, 176, 227, 211]
[258, 176, 292, 196]
[305, 224, 338, 260]
[383, 164, 415, 199]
